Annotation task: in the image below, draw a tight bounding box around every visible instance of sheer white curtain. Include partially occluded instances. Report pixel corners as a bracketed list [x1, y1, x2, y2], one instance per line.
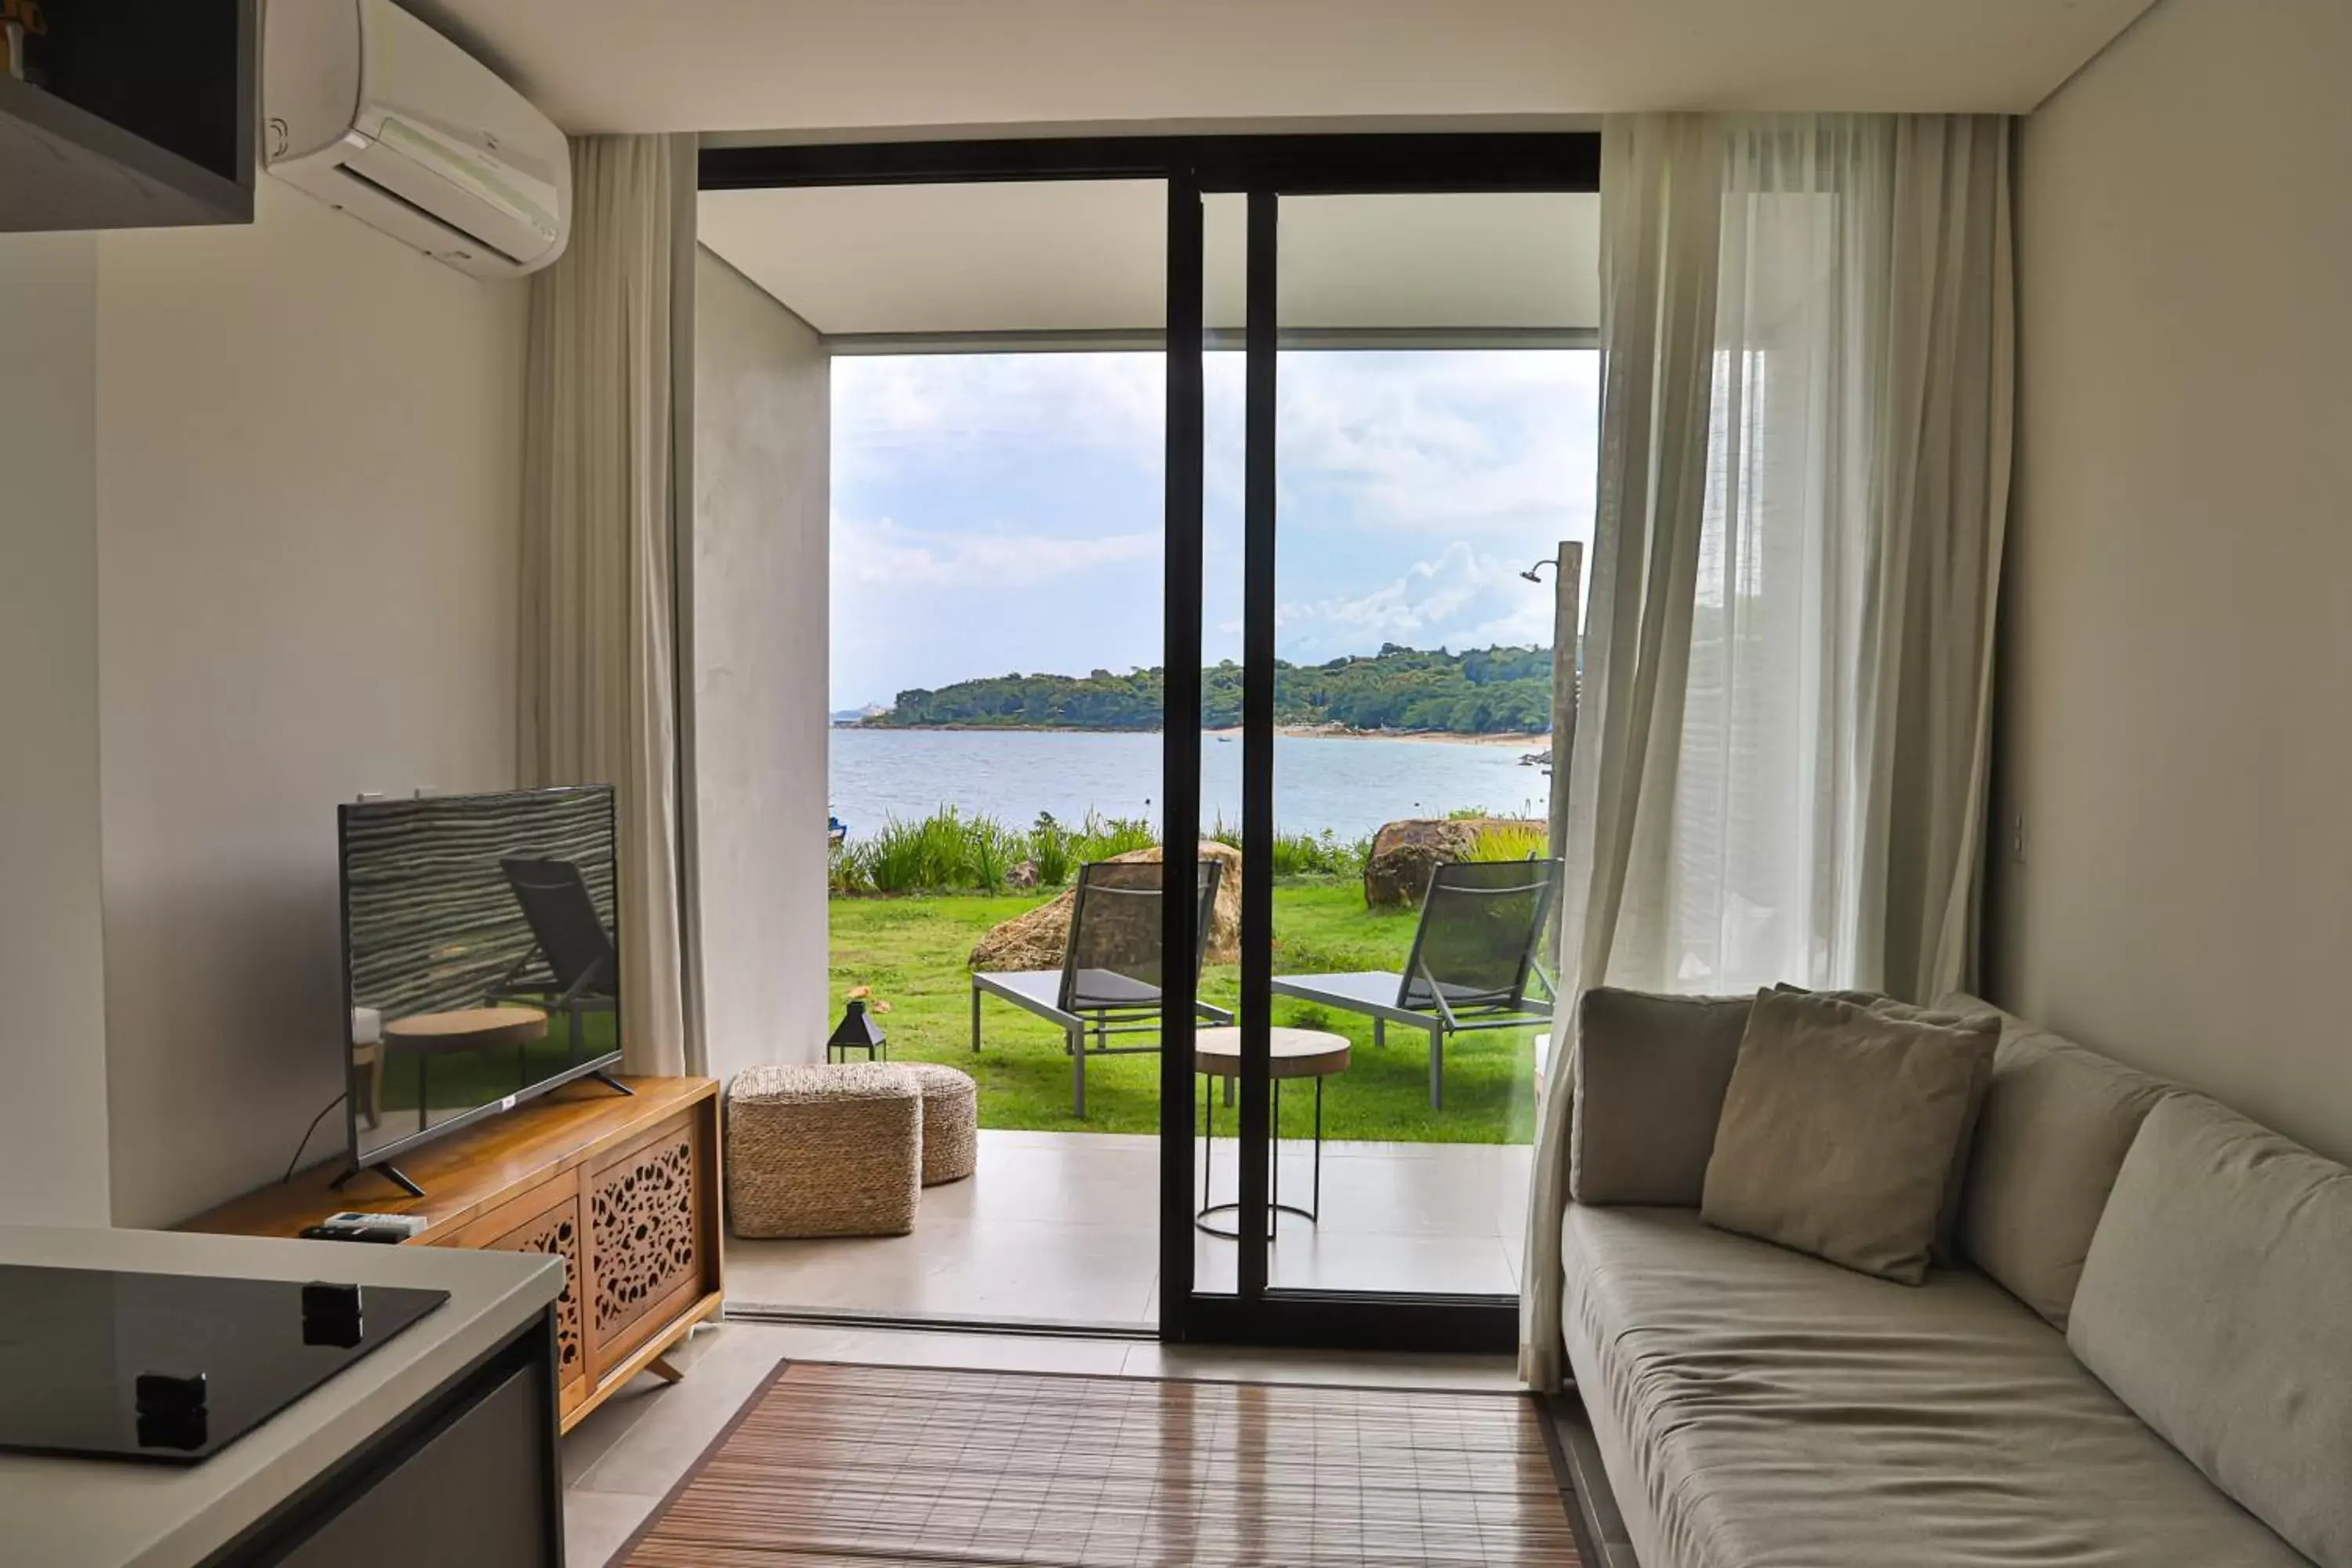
[520, 134, 699, 1077]
[1521, 113, 2013, 1388]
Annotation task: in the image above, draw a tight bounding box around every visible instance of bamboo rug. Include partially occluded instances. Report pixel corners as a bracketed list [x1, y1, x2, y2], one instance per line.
[611, 1360, 1584, 1567]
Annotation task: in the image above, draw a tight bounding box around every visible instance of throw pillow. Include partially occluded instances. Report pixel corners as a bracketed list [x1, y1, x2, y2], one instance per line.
[1570, 989, 1755, 1207]
[1701, 988, 1998, 1284]
[1770, 983, 2000, 1261]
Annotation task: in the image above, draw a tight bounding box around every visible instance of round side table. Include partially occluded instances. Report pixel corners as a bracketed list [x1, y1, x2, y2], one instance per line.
[1192, 1025, 1350, 1240]
[382, 1005, 549, 1127]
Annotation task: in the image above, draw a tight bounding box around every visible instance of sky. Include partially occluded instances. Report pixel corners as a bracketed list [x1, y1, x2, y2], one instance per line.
[829, 349, 1598, 711]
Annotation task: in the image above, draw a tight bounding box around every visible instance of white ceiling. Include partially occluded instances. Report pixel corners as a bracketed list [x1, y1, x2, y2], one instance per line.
[699, 185, 1601, 337]
[412, 0, 2158, 136]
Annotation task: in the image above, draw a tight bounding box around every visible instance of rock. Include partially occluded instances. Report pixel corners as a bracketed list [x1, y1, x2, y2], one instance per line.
[1362, 817, 1545, 908]
[970, 841, 1244, 971]
[1005, 859, 1040, 890]
[1363, 819, 1480, 909]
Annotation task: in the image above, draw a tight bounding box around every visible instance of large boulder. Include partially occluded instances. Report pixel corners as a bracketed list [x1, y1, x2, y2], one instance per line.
[1362, 817, 1544, 908]
[1363, 819, 1479, 909]
[969, 841, 1244, 971]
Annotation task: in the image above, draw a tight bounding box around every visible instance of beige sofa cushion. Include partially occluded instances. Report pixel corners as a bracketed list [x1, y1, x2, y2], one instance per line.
[1570, 989, 1753, 1207]
[1781, 985, 2001, 1261]
[1936, 992, 2171, 1329]
[2067, 1094, 2352, 1568]
[1701, 989, 1995, 1283]
[1560, 1203, 2307, 1568]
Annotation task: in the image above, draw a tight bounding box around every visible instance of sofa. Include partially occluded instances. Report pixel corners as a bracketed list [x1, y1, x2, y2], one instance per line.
[1559, 990, 2350, 1568]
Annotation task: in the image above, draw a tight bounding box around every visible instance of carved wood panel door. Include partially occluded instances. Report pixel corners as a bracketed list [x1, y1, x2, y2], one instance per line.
[582, 1110, 707, 1386]
[482, 1192, 589, 1408]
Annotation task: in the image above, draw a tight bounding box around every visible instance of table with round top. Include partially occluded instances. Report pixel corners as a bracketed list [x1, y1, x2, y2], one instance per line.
[381, 1006, 550, 1134]
[1192, 1025, 1350, 1240]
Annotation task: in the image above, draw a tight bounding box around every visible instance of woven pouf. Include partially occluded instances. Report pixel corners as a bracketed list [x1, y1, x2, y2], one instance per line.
[904, 1063, 978, 1186]
[726, 1062, 921, 1238]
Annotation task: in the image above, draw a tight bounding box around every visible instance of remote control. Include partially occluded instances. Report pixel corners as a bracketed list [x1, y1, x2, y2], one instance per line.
[320, 1210, 430, 1238]
[299, 1222, 410, 1243]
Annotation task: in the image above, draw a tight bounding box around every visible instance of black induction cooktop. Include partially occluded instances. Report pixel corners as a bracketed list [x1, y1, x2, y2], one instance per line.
[0, 1265, 448, 1464]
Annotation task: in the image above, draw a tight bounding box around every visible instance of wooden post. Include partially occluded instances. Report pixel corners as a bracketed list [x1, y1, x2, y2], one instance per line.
[1548, 541, 1583, 861]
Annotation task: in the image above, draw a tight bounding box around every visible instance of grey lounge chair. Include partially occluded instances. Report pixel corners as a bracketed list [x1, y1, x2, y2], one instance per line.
[1272, 857, 1562, 1108]
[971, 858, 1232, 1116]
[488, 855, 619, 1061]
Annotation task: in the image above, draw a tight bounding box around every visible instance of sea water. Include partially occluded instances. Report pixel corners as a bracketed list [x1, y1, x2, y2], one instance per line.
[828, 727, 1548, 842]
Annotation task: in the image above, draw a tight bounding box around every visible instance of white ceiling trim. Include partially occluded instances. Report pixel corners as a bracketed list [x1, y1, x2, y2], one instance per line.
[412, 0, 2160, 136]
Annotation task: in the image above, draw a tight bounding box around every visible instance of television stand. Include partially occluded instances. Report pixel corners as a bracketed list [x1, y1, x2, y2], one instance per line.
[588, 1069, 635, 1095]
[183, 1076, 722, 1435]
[332, 1159, 426, 1200]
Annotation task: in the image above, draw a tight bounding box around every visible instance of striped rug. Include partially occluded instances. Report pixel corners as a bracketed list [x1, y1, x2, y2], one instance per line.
[612, 1360, 1584, 1567]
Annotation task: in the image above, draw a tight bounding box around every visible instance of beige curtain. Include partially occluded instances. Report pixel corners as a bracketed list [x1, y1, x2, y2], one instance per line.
[520, 135, 695, 1077]
[1860, 118, 2015, 1002]
[1522, 114, 1726, 1392]
[1520, 113, 2014, 1390]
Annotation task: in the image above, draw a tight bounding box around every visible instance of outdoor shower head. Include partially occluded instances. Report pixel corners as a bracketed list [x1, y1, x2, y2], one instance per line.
[1521, 558, 1558, 584]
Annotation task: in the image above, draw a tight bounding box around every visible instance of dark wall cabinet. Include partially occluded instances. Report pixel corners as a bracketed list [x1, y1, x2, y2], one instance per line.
[1, 0, 256, 231]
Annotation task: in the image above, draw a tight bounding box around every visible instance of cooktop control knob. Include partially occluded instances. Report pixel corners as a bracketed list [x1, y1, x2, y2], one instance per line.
[300, 1280, 364, 1318]
[301, 1280, 365, 1348]
[133, 1370, 207, 1412]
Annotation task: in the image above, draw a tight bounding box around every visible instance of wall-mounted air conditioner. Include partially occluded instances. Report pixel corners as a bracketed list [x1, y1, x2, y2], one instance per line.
[264, 0, 569, 279]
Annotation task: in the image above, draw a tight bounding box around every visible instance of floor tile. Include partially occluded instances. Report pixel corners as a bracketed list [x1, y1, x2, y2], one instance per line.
[562, 1487, 653, 1568]
[727, 1215, 1160, 1325]
[560, 1389, 649, 1490]
[568, 1327, 791, 1498]
[719, 1130, 1535, 1327]
[561, 1320, 746, 1489]
[919, 1133, 1162, 1227]
[1195, 1226, 1519, 1297]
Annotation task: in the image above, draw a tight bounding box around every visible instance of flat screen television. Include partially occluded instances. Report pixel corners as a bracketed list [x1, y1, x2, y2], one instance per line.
[339, 785, 622, 1191]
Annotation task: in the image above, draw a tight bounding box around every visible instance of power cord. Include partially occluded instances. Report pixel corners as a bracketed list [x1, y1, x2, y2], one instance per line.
[285, 1092, 349, 1182]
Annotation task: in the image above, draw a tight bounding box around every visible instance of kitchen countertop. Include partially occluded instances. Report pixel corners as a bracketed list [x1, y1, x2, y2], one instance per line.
[0, 1224, 562, 1568]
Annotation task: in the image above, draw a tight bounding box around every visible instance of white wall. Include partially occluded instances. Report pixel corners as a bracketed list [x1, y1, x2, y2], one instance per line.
[1994, 0, 2352, 1158]
[95, 180, 528, 1225]
[0, 234, 114, 1225]
[691, 249, 830, 1080]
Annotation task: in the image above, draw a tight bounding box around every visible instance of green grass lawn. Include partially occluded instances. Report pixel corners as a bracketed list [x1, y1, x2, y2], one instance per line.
[828, 878, 1540, 1144]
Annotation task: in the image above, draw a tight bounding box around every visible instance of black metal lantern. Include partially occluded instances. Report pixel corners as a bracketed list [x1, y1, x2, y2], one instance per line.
[827, 998, 887, 1063]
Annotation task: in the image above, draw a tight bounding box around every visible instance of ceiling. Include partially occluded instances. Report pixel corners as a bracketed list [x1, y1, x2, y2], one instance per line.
[699, 185, 1601, 338]
[412, 0, 2158, 136]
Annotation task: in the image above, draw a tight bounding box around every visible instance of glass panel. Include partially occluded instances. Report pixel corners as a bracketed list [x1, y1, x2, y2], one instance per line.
[1260, 191, 1600, 1298]
[784, 178, 1172, 1328]
[1189, 191, 1254, 1289]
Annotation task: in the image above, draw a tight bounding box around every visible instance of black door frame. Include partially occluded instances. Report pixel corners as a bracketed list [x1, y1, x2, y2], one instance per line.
[701, 132, 1599, 1352]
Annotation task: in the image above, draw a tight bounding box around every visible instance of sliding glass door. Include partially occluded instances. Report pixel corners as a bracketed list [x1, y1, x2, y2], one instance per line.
[691, 131, 1592, 1346]
[1157, 145, 1598, 1351]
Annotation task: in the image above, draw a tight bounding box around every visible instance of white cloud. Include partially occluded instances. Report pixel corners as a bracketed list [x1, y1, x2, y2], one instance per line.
[1274, 542, 1555, 659]
[1266, 350, 1598, 541]
[832, 512, 1160, 595]
[833, 353, 1165, 479]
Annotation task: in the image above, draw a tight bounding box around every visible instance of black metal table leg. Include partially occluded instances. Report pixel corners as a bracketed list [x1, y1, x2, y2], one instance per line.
[1311, 1074, 1323, 1220]
[1196, 1069, 1318, 1240]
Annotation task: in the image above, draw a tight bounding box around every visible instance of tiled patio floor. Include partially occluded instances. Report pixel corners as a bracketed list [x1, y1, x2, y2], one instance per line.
[723, 1129, 1535, 1328]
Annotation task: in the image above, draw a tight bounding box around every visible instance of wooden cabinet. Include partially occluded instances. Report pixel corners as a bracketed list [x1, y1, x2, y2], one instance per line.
[185, 1077, 724, 1433]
